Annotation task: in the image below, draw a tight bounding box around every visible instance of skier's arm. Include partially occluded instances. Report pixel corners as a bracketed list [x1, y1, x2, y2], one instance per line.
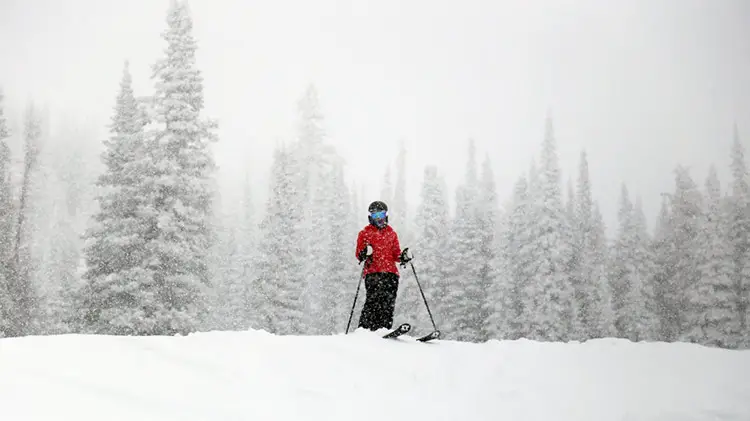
[393, 232, 411, 265]
[392, 231, 401, 262]
[355, 231, 367, 262]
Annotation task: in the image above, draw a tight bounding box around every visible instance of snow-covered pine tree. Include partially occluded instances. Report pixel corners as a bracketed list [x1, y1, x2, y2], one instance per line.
[235, 170, 257, 327]
[566, 177, 575, 227]
[568, 152, 587, 340]
[346, 182, 366, 327]
[729, 126, 750, 348]
[0, 89, 12, 337]
[43, 137, 87, 334]
[500, 174, 535, 339]
[612, 185, 657, 341]
[203, 172, 258, 332]
[206, 200, 247, 331]
[381, 166, 393, 208]
[294, 84, 325, 206]
[443, 139, 484, 341]
[351, 182, 366, 241]
[0, 90, 8, 136]
[319, 156, 351, 334]
[631, 196, 657, 339]
[591, 203, 616, 337]
[6, 103, 42, 337]
[566, 174, 588, 341]
[475, 154, 499, 341]
[528, 159, 540, 200]
[392, 139, 409, 242]
[611, 184, 634, 338]
[680, 165, 736, 347]
[0, 89, 10, 260]
[403, 165, 450, 335]
[508, 161, 542, 340]
[650, 196, 674, 340]
[349, 181, 362, 246]
[289, 84, 340, 334]
[527, 117, 574, 341]
[662, 166, 703, 340]
[487, 194, 512, 340]
[137, 0, 218, 333]
[565, 175, 581, 339]
[79, 61, 155, 335]
[571, 150, 610, 340]
[254, 145, 306, 334]
[477, 154, 504, 341]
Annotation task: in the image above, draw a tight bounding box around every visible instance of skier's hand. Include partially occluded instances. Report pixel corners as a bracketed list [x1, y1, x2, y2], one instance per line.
[399, 248, 412, 267]
[358, 244, 373, 263]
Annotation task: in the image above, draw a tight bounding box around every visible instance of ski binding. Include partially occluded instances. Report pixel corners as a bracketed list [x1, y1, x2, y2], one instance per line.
[383, 323, 411, 339]
[417, 330, 440, 342]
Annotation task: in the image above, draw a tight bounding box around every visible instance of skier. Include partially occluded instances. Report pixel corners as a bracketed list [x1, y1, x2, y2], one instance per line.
[355, 200, 411, 331]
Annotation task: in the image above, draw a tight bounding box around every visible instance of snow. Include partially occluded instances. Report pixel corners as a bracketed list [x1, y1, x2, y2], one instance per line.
[1, 330, 749, 421]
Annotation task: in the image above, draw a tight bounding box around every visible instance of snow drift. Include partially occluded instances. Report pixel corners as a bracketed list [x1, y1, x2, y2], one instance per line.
[1, 329, 749, 421]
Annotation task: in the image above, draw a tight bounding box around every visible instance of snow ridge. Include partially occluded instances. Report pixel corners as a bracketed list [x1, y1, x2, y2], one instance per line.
[1, 330, 749, 421]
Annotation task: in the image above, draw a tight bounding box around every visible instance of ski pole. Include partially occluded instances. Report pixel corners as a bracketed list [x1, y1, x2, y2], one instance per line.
[407, 255, 439, 334]
[345, 263, 366, 334]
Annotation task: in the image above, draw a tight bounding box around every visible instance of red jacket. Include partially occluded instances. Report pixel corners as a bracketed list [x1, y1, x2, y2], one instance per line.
[355, 224, 401, 276]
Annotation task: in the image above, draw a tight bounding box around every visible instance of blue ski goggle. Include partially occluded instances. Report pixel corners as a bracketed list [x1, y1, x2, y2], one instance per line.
[369, 210, 387, 221]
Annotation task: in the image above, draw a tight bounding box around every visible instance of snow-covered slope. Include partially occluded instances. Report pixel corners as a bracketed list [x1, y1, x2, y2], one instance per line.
[1, 329, 749, 421]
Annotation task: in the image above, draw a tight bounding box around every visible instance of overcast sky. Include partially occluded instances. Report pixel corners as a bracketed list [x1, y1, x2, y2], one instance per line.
[1, 0, 749, 233]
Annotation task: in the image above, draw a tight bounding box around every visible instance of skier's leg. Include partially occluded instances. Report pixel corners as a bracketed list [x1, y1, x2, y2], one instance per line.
[380, 273, 400, 330]
[368, 273, 399, 330]
[361, 273, 386, 330]
[373, 273, 389, 330]
[358, 274, 378, 330]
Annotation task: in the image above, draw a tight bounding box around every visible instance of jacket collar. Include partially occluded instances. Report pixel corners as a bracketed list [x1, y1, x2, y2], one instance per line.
[367, 223, 390, 232]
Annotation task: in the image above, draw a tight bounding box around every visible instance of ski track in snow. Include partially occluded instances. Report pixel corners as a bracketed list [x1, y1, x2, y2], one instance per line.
[1, 329, 749, 421]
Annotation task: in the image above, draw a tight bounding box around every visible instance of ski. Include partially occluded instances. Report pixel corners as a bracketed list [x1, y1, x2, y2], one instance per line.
[416, 330, 440, 342]
[381, 323, 440, 342]
[383, 323, 411, 339]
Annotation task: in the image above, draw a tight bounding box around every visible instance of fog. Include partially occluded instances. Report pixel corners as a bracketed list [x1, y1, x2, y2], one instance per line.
[1, 0, 749, 230]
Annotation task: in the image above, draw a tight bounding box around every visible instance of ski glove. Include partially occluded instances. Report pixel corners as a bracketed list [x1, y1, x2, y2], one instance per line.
[358, 244, 373, 263]
[399, 248, 412, 267]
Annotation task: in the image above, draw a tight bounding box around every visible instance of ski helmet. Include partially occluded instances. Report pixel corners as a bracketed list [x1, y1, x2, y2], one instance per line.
[368, 201, 388, 227]
[368, 201, 388, 213]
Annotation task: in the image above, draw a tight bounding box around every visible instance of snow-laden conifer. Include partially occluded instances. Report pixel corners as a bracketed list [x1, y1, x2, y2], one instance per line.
[681, 166, 736, 347]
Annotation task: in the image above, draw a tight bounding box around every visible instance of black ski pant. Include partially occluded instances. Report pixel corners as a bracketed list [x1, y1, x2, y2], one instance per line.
[358, 272, 399, 331]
